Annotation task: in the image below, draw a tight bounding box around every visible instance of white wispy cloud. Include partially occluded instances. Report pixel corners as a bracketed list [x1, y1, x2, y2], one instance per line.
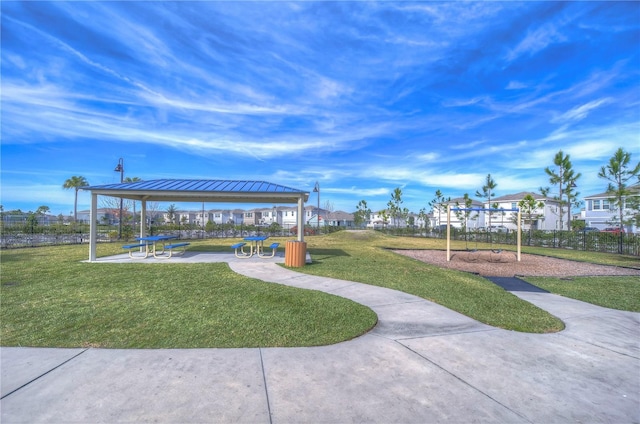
[551, 98, 610, 123]
[506, 81, 527, 90]
[505, 20, 567, 62]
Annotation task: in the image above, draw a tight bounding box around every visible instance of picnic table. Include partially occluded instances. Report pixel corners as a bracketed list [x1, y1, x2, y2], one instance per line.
[123, 235, 189, 259]
[243, 236, 269, 257]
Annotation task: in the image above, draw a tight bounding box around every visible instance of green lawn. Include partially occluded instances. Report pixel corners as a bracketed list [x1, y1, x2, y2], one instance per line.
[297, 231, 638, 318]
[522, 276, 640, 312]
[2, 230, 638, 348]
[298, 231, 565, 333]
[0, 243, 376, 348]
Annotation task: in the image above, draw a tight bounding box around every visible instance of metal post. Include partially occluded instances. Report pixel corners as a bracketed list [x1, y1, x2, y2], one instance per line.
[517, 209, 521, 262]
[313, 181, 320, 234]
[297, 195, 305, 242]
[446, 204, 451, 261]
[89, 193, 97, 261]
[114, 158, 124, 239]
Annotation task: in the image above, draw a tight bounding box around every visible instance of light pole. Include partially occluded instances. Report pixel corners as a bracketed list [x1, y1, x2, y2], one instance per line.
[114, 158, 124, 239]
[313, 181, 320, 233]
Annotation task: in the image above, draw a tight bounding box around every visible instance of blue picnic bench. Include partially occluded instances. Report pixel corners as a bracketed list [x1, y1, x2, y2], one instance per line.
[259, 242, 280, 258]
[231, 242, 249, 258]
[122, 243, 149, 259]
[154, 242, 190, 259]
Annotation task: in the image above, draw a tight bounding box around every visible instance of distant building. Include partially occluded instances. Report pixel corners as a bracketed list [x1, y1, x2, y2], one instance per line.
[490, 192, 561, 231]
[583, 183, 639, 233]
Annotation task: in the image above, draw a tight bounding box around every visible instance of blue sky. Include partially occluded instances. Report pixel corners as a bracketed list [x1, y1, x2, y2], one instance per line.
[2, 1, 639, 216]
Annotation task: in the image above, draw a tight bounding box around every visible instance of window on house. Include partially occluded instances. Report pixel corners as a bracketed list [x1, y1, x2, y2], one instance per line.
[592, 200, 601, 210]
[602, 199, 610, 210]
[511, 202, 517, 210]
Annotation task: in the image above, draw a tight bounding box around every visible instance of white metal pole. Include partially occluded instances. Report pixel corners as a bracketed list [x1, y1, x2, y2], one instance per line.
[297, 196, 304, 242]
[89, 192, 97, 262]
[446, 204, 451, 261]
[517, 209, 522, 262]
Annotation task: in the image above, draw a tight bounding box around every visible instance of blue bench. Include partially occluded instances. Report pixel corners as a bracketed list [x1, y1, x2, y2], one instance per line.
[122, 243, 148, 259]
[259, 242, 280, 258]
[154, 242, 190, 259]
[231, 242, 249, 258]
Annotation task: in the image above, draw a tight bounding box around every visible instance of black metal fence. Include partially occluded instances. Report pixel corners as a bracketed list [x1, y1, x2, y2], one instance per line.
[378, 227, 639, 256]
[3, 222, 637, 256]
[0, 222, 338, 249]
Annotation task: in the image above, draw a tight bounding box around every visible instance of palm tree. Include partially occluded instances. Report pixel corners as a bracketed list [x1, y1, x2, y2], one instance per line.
[63, 176, 89, 223]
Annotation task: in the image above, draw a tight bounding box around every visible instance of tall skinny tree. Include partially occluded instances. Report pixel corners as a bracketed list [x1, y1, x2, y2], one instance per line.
[354, 200, 371, 228]
[518, 194, 544, 245]
[387, 187, 403, 228]
[63, 176, 89, 223]
[429, 190, 450, 230]
[541, 150, 581, 231]
[454, 193, 477, 238]
[598, 147, 640, 252]
[476, 173, 497, 229]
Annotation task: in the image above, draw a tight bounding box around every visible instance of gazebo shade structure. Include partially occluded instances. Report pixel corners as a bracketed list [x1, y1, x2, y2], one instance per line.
[81, 179, 310, 261]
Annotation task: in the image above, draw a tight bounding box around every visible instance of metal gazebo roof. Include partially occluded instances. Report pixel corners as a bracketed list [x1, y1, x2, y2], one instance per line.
[82, 179, 310, 203]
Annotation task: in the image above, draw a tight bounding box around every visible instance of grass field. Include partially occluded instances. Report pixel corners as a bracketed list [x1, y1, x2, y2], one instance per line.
[0, 242, 376, 348]
[1, 230, 638, 348]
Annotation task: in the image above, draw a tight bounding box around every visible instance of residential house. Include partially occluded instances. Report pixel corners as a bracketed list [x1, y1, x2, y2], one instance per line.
[431, 197, 484, 229]
[255, 206, 280, 226]
[312, 210, 354, 228]
[489, 192, 563, 231]
[279, 205, 330, 229]
[241, 209, 262, 226]
[77, 208, 120, 225]
[366, 211, 388, 229]
[583, 183, 639, 233]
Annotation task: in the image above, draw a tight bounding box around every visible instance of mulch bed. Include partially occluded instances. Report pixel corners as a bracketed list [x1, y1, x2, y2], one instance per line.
[393, 249, 640, 277]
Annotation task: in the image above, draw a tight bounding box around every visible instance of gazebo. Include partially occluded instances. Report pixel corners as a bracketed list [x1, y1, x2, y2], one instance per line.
[81, 179, 310, 262]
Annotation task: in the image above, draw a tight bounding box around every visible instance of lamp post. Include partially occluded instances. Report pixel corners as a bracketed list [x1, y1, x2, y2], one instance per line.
[313, 181, 320, 233]
[114, 158, 124, 239]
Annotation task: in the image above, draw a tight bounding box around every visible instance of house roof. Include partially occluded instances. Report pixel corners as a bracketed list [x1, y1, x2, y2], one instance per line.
[82, 179, 309, 204]
[326, 211, 354, 220]
[585, 183, 640, 199]
[493, 192, 547, 202]
[450, 197, 483, 206]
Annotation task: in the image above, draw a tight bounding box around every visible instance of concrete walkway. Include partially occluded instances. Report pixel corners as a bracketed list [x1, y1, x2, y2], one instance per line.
[1, 259, 639, 423]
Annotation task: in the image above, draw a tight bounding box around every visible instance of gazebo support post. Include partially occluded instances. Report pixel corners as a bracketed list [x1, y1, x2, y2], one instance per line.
[446, 204, 451, 262]
[89, 193, 98, 262]
[297, 195, 304, 242]
[140, 199, 147, 253]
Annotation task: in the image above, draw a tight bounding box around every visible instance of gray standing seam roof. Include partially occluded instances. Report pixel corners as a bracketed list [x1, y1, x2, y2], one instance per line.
[85, 179, 305, 193]
[82, 179, 310, 204]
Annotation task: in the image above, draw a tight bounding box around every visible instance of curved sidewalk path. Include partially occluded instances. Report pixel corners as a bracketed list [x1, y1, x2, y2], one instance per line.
[2, 261, 639, 423]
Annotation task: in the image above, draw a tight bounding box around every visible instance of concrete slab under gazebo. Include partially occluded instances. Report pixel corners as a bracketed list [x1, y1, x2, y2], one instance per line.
[81, 179, 310, 262]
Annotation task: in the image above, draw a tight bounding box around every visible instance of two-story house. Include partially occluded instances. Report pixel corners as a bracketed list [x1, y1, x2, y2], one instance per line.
[489, 192, 562, 231]
[583, 183, 639, 233]
[432, 197, 484, 229]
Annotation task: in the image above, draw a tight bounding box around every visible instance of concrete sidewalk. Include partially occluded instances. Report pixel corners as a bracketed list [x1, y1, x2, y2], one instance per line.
[1, 262, 639, 423]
